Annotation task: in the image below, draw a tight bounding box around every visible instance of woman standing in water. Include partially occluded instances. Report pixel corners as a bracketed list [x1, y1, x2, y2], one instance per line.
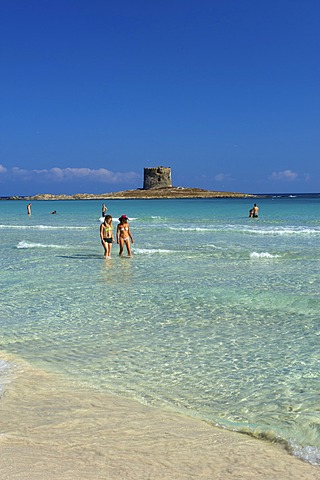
[100, 215, 114, 258]
[116, 215, 134, 256]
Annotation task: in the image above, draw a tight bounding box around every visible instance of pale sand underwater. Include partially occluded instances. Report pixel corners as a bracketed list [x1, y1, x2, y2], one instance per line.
[0, 354, 318, 480]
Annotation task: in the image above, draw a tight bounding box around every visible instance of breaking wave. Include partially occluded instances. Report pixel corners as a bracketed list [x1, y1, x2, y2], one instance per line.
[17, 241, 69, 249]
[250, 252, 281, 259]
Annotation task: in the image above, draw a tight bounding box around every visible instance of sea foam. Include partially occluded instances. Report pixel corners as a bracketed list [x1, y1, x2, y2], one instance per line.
[291, 444, 320, 466]
[250, 252, 281, 259]
[133, 248, 172, 254]
[168, 225, 320, 235]
[17, 241, 68, 249]
[0, 224, 88, 230]
[0, 359, 10, 397]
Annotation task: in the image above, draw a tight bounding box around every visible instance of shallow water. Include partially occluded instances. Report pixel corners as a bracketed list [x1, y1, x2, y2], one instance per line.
[0, 197, 319, 465]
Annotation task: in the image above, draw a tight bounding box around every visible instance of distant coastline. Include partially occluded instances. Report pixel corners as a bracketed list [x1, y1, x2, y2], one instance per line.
[6, 187, 264, 201]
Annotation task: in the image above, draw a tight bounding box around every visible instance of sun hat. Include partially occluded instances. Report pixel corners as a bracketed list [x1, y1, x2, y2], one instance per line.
[119, 214, 128, 220]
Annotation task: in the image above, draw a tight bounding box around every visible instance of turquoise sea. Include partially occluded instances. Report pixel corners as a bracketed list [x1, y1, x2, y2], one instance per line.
[0, 196, 319, 465]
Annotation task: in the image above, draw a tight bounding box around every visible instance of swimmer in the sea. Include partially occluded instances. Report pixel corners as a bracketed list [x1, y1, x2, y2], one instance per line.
[252, 203, 259, 218]
[102, 203, 108, 217]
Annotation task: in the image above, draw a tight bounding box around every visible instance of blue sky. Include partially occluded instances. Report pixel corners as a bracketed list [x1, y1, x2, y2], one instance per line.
[1, 0, 319, 195]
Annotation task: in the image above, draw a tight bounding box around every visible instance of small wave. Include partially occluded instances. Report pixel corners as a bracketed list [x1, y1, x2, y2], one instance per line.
[250, 252, 281, 259]
[246, 227, 320, 236]
[235, 424, 320, 466]
[133, 248, 172, 254]
[0, 359, 9, 374]
[236, 226, 320, 236]
[290, 444, 320, 466]
[169, 226, 210, 232]
[207, 244, 223, 249]
[0, 359, 11, 397]
[17, 241, 68, 249]
[168, 225, 320, 236]
[0, 224, 88, 230]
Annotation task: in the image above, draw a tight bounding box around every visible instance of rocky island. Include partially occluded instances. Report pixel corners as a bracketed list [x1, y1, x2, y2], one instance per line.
[11, 187, 260, 201]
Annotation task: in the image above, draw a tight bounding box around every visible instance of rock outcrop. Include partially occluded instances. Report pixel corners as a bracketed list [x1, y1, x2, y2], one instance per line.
[11, 187, 261, 201]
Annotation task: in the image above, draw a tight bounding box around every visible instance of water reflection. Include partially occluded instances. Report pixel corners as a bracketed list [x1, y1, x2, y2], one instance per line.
[100, 255, 133, 284]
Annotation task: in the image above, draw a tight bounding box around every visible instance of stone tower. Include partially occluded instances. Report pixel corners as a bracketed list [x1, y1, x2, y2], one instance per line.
[143, 166, 172, 190]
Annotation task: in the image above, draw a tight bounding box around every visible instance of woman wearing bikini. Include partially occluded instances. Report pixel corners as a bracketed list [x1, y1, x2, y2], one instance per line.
[100, 215, 114, 258]
[116, 214, 134, 257]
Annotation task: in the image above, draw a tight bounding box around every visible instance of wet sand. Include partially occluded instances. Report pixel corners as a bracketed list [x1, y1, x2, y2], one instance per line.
[0, 354, 318, 480]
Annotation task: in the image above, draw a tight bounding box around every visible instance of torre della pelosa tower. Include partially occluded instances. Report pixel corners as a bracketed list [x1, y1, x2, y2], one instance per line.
[143, 166, 172, 190]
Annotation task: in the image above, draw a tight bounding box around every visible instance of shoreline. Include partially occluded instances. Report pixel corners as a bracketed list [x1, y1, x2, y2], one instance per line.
[6, 187, 264, 201]
[0, 352, 318, 480]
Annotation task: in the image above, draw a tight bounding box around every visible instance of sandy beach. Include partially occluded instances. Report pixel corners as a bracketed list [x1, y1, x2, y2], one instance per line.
[0, 354, 318, 480]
